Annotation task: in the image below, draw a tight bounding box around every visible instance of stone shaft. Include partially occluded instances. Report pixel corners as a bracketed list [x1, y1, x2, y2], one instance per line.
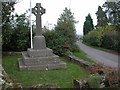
[33, 36, 46, 50]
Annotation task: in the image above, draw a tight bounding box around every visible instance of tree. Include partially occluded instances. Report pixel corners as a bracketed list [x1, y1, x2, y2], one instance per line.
[83, 14, 94, 35]
[83, 2, 120, 52]
[1, 2, 31, 51]
[2, 2, 16, 51]
[44, 8, 79, 55]
[103, 2, 120, 28]
[2, 2, 15, 25]
[2, 13, 31, 51]
[55, 8, 78, 46]
[96, 6, 108, 27]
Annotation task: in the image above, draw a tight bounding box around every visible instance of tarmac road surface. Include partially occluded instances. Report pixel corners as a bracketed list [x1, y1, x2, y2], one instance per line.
[77, 41, 119, 68]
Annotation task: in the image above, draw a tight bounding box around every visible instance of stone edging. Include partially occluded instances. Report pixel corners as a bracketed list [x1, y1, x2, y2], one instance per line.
[64, 55, 93, 70]
[2, 52, 22, 56]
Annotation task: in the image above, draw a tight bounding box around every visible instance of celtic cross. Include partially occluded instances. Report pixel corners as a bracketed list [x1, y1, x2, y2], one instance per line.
[32, 3, 45, 36]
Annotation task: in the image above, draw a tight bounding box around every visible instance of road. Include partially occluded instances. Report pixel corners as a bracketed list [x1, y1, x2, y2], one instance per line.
[77, 41, 119, 68]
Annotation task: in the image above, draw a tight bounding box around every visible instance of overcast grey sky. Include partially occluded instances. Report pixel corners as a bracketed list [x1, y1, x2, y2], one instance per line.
[14, 0, 105, 35]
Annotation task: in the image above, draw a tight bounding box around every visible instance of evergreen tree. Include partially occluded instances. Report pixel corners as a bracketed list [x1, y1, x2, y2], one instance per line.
[44, 8, 79, 55]
[96, 6, 108, 27]
[54, 7, 79, 53]
[55, 8, 78, 45]
[83, 14, 94, 35]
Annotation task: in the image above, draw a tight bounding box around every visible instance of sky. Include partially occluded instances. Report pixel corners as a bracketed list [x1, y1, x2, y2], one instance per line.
[14, 0, 105, 35]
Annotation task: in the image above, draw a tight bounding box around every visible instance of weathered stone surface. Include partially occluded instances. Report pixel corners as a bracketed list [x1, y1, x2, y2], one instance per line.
[28, 48, 53, 57]
[48, 62, 67, 70]
[18, 58, 47, 70]
[31, 83, 60, 88]
[22, 52, 60, 65]
[74, 79, 89, 88]
[18, 49, 67, 71]
[18, 51, 67, 70]
[3, 52, 22, 56]
[23, 58, 59, 66]
[74, 74, 120, 88]
[33, 36, 46, 50]
[18, 58, 27, 71]
[32, 3, 45, 36]
[64, 55, 92, 70]
[18, 57, 66, 71]
[27, 65, 47, 71]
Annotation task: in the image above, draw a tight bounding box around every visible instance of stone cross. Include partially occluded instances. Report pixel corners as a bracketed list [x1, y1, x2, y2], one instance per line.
[32, 3, 45, 36]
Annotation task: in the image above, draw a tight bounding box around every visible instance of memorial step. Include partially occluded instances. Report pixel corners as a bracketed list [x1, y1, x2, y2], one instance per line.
[27, 48, 53, 57]
[18, 58, 66, 71]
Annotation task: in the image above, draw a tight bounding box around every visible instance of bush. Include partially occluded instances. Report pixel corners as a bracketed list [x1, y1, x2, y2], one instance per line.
[2, 14, 31, 51]
[83, 30, 103, 46]
[2, 29, 31, 51]
[102, 31, 120, 52]
[43, 30, 66, 55]
[83, 25, 120, 52]
[43, 30, 79, 56]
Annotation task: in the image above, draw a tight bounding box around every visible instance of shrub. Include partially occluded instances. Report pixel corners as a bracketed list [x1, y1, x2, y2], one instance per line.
[102, 31, 120, 52]
[2, 14, 31, 51]
[83, 25, 120, 52]
[43, 30, 67, 55]
[43, 30, 79, 56]
[83, 30, 103, 46]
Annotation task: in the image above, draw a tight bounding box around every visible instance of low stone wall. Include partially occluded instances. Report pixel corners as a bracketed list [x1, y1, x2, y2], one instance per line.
[73, 74, 108, 88]
[74, 74, 120, 88]
[2, 52, 22, 56]
[64, 55, 93, 70]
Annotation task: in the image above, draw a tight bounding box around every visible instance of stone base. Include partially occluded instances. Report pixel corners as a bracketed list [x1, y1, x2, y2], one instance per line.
[27, 48, 53, 57]
[18, 58, 66, 71]
[18, 49, 67, 71]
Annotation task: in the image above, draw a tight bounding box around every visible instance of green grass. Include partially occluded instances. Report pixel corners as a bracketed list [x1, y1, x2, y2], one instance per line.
[72, 50, 96, 64]
[2, 55, 89, 88]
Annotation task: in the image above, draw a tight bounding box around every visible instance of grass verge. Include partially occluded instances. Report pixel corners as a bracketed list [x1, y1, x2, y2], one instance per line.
[2, 55, 89, 88]
[83, 42, 119, 55]
[72, 49, 96, 64]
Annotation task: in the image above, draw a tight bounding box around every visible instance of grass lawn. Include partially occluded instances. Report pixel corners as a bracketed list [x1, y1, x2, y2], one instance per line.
[73, 50, 96, 64]
[2, 55, 89, 88]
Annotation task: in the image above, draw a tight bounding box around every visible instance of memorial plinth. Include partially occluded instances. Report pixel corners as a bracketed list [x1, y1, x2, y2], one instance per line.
[18, 3, 67, 71]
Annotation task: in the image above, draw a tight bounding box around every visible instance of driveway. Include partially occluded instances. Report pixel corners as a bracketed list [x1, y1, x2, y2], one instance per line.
[76, 41, 119, 68]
